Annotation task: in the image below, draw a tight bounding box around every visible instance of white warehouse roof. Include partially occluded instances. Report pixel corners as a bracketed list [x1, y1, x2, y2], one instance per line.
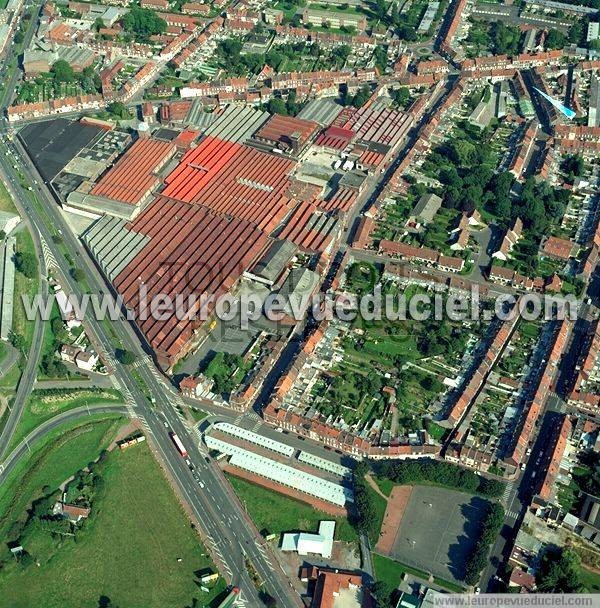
[298, 451, 352, 478]
[205, 435, 353, 507]
[212, 422, 295, 457]
[281, 521, 335, 558]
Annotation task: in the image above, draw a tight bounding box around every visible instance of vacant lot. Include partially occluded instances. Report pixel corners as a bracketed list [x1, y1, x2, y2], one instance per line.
[226, 474, 358, 545]
[0, 430, 224, 608]
[382, 485, 488, 584]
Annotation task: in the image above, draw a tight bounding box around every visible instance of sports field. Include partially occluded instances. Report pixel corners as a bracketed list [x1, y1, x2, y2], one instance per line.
[379, 485, 488, 583]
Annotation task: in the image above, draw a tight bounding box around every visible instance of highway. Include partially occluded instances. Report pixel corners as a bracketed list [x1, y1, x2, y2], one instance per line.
[0, 132, 302, 607]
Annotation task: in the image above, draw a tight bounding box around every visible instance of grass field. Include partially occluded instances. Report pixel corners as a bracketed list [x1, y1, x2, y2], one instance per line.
[0, 430, 225, 608]
[226, 474, 359, 545]
[373, 553, 465, 593]
[7, 388, 124, 454]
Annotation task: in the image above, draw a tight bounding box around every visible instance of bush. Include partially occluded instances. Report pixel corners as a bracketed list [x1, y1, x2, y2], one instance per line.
[14, 250, 37, 279]
[116, 349, 136, 365]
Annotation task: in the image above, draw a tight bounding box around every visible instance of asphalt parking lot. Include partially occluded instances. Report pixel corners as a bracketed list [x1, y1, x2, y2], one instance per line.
[391, 485, 488, 584]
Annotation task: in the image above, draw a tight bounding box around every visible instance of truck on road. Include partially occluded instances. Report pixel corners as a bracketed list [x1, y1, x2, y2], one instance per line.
[169, 432, 188, 458]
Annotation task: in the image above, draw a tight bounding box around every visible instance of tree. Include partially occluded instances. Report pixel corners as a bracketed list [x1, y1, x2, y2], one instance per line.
[14, 250, 37, 278]
[536, 549, 585, 593]
[14, 31, 24, 44]
[267, 97, 288, 116]
[8, 331, 26, 352]
[351, 85, 371, 108]
[122, 7, 166, 39]
[372, 581, 395, 608]
[51, 59, 75, 83]
[93, 17, 105, 32]
[116, 349, 136, 365]
[107, 101, 130, 119]
[490, 22, 521, 55]
[373, 45, 388, 72]
[332, 44, 351, 67]
[545, 29, 566, 50]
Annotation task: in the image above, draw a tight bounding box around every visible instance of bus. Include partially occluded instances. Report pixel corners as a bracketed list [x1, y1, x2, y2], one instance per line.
[217, 587, 240, 608]
[170, 432, 188, 458]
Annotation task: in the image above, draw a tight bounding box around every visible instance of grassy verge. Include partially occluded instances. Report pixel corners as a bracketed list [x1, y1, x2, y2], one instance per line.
[373, 553, 465, 593]
[0, 431, 226, 608]
[0, 415, 124, 540]
[226, 473, 359, 545]
[6, 388, 123, 454]
[13, 227, 41, 356]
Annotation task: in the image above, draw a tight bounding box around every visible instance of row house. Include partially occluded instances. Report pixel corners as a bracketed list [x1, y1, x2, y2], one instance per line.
[7, 94, 102, 122]
[504, 320, 571, 469]
[537, 414, 572, 502]
[509, 121, 538, 180]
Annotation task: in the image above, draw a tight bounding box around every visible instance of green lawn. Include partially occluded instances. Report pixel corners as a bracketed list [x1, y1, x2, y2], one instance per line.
[373, 553, 465, 593]
[226, 473, 359, 545]
[579, 565, 600, 593]
[6, 388, 124, 454]
[0, 435, 225, 608]
[0, 179, 17, 213]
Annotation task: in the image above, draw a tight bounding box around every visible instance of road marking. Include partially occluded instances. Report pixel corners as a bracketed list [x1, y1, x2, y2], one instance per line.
[39, 234, 57, 270]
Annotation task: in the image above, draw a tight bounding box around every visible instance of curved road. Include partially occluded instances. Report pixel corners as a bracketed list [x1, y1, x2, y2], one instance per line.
[0, 403, 129, 484]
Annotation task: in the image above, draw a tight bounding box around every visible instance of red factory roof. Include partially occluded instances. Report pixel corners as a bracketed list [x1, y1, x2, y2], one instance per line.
[92, 138, 176, 205]
[314, 125, 355, 150]
[162, 136, 296, 233]
[317, 187, 357, 214]
[342, 106, 413, 148]
[277, 201, 340, 253]
[255, 114, 319, 151]
[114, 197, 269, 362]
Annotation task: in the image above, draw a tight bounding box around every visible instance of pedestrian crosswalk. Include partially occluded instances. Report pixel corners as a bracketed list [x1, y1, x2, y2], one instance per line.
[502, 481, 515, 502]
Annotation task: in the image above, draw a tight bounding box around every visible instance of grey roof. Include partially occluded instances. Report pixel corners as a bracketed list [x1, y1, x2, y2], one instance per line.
[0, 236, 16, 341]
[297, 98, 344, 126]
[411, 193, 442, 223]
[250, 240, 298, 283]
[66, 191, 140, 221]
[279, 267, 320, 317]
[203, 104, 270, 144]
[82, 215, 150, 281]
[185, 99, 216, 130]
[339, 170, 368, 190]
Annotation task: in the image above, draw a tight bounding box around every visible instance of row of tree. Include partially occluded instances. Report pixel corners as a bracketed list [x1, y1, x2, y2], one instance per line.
[352, 462, 380, 542]
[375, 459, 505, 498]
[464, 502, 504, 585]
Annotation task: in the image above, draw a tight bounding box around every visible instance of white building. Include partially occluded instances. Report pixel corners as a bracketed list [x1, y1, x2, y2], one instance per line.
[281, 521, 335, 559]
[587, 22, 599, 43]
[75, 350, 98, 371]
